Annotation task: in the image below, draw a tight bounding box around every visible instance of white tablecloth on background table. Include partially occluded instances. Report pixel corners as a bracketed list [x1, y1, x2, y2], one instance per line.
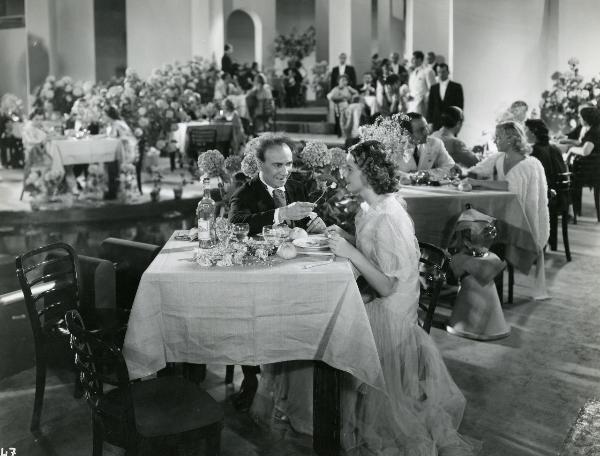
[48, 137, 123, 174]
[399, 185, 538, 273]
[123, 234, 385, 391]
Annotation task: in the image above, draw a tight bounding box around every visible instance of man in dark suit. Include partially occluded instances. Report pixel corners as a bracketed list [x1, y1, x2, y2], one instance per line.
[330, 52, 357, 89]
[228, 133, 326, 411]
[389, 51, 409, 85]
[427, 63, 464, 131]
[221, 43, 234, 76]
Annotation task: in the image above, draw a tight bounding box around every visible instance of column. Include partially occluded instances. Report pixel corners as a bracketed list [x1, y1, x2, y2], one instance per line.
[328, 0, 371, 78]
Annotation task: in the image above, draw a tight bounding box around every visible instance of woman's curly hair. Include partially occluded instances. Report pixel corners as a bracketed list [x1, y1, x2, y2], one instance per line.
[348, 140, 399, 194]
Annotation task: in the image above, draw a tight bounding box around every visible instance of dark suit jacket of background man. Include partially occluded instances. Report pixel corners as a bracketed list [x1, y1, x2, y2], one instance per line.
[221, 53, 233, 75]
[330, 65, 357, 89]
[427, 80, 464, 130]
[229, 176, 311, 235]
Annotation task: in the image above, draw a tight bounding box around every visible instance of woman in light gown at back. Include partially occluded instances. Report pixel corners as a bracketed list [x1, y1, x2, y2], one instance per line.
[252, 140, 480, 455]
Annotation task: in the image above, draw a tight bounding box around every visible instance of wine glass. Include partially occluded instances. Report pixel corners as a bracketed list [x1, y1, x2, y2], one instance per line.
[233, 223, 250, 242]
[262, 225, 277, 245]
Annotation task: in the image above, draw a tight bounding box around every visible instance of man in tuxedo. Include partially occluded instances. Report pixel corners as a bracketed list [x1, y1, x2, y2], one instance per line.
[228, 133, 326, 411]
[389, 51, 409, 85]
[427, 63, 464, 131]
[221, 43, 234, 76]
[408, 51, 437, 115]
[397, 112, 456, 176]
[330, 53, 357, 89]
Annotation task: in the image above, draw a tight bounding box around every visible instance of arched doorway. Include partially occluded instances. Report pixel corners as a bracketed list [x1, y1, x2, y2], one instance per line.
[225, 10, 255, 66]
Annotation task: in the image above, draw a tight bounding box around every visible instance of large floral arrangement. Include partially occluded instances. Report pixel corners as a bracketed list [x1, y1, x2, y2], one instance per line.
[358, 114, 413, 167]
[274, 26, 316, 60]
[540, 58, 600, 134]
[104, 58, 218, 153]
[32, 75, 89, 116]
[311, 61, 330, 99]
[0, 93, 24, 136]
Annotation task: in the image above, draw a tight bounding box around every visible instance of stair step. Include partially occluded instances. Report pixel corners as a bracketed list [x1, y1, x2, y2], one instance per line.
[285, 133, 345, 148]
[276, 112, 329, 122]
[275, 121, 335, 134]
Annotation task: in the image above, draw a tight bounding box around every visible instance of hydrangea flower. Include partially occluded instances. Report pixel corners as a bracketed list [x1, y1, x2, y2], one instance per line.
[299, 141, 331, 169]
[197, 149, 225, 177]
[241, 152, 259, 178]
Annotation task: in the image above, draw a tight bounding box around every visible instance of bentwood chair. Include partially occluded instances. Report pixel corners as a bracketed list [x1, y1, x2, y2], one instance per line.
[66, 310, 224, 456]
[98, 238, 161, 312]
[549, 172, 572, 262]
[187, 127, 217, 162]
[15, 243, 128, 432]
[417, 242, 450, 334]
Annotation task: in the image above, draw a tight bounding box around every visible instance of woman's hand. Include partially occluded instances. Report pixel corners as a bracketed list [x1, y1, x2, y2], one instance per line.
[325, 225, 350, 241]
[328, 233, 357, 259]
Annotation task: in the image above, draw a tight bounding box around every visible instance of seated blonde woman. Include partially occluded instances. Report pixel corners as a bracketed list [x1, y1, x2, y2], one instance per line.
[467, 120, 550, 300]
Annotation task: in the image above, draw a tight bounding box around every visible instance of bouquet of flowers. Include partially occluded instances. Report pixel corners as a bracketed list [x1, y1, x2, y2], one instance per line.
[224, 155, 243, 174]
[32, 75, 88, 116]
[358, 114, 413, 167]
[540, 58, 600, 134]
[0, 93, 24, 136]
[299, 141, 332, 169]
[197, 149, 225, 177]
[240, 137, 262, 178]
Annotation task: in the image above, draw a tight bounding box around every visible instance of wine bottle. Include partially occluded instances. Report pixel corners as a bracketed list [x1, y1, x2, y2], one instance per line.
[197, 178, 216, 249]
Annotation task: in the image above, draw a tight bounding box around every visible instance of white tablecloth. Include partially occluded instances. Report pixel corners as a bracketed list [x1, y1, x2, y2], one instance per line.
[48, 137, 122, 174]
[123, 235, 385, 391]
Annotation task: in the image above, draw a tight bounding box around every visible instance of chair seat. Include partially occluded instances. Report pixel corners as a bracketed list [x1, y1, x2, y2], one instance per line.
[103, 377, 223, 438]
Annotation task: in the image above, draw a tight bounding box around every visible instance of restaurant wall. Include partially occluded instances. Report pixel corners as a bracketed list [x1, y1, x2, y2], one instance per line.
[126, 0, 192, 78]
[452, 0, 549, 145]
[0, 28, 28, 104]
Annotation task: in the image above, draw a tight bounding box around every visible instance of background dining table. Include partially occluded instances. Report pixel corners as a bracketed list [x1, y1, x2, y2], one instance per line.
[123, 233, 385, 455]
[399, 185, 539, 273]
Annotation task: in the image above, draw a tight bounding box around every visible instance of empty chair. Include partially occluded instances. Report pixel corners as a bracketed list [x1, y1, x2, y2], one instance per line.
[549, 172, 572, 262]
[417, 242, 450, 333]
[187, 126, 217, 163]
[98, 238, 161, 312]
[15, 242, 127, 431]
[65, 310, 224, 456]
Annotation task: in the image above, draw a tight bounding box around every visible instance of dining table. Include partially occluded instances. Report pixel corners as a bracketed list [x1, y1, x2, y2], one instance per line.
[399, 185, 539, 273]
[47, 135, 123, 175]
[123, 233, 385, 455]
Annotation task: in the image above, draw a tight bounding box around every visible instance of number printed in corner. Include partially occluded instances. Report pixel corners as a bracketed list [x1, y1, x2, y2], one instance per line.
[0, 449, 16, 456]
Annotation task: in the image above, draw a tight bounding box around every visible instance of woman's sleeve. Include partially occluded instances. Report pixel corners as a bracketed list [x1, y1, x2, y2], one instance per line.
[372, 213, 420, 281]
[468, 152, 500, 177]
[507, 159, 549, 248]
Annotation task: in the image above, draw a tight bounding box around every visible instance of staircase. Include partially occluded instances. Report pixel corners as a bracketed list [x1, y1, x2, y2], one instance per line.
[273, 106, 345, 148]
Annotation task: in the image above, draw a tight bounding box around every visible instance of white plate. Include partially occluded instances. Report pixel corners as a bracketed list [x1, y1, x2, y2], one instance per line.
[293, 236, 330, 251]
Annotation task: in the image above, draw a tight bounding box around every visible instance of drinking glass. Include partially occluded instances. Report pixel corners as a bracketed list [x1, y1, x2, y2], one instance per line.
[262, 225, 277, 245]
[233, 223, 250, 242]
[215, 217, 233, 246]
